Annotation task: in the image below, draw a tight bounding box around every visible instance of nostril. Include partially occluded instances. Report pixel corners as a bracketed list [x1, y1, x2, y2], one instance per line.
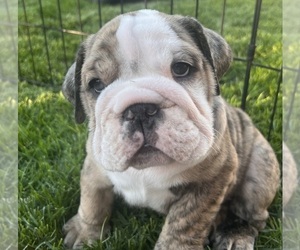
[145, 105, 158, 117]
[122, 103, 160, 134]
[124, 109, 135, 121]
[122, 103, 160, 122]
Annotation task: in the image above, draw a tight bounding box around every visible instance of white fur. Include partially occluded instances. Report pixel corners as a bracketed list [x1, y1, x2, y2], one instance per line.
[116, 10, 181, 79]
[106, 164, 186, 213]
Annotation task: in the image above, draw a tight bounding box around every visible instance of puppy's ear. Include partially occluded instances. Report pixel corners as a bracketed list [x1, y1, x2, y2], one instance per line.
[62, 62, 76, 106]
[202, 26, 232, 80]
[173, 16, 232, 93]
[62, 44, 86, 124]
[74, 44, 86, 124]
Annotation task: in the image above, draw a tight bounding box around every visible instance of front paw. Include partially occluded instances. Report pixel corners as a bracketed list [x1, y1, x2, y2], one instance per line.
[212, 225, 257, 250]
[63, 214, 109, 249]
[213, 234, 255, 250]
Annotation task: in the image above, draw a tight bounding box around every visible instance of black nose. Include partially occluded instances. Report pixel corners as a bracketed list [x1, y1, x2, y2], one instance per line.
[123, 103, 160, 132]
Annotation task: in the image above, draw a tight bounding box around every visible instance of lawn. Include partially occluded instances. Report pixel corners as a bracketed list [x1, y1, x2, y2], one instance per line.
[18, 0, 282, 249]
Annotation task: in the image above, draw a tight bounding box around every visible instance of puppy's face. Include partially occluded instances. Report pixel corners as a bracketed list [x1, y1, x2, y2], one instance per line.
[63, 10, 232, 172]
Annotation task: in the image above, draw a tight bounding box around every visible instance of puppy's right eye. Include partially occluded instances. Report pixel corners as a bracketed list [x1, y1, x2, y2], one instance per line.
[88, 78, 105, 94]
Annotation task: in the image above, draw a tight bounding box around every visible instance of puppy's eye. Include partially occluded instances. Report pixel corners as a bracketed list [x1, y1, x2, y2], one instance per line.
[171, 62, 191, 77]
[88, 78, 105, 94]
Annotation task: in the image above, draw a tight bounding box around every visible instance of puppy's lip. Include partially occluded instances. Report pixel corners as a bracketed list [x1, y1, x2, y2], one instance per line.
[129, 145, 174, 169]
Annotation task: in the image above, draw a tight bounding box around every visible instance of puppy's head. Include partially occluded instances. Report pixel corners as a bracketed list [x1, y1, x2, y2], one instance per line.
[63, 10, 232, 172]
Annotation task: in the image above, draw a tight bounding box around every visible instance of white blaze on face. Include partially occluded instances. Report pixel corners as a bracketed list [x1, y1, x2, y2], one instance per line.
[92, 10, 215, 172]
[116, 10, 181, 78]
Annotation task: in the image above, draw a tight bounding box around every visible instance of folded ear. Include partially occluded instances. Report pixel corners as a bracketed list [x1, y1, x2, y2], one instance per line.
[74, 44, 86, 124]
[62, 44, 86, 124]
[62, 62, 76, 106]
[202, 27, 232, 80]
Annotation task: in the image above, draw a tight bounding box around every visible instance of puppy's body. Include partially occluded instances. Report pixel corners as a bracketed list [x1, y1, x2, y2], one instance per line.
[62, 10, 279, 249]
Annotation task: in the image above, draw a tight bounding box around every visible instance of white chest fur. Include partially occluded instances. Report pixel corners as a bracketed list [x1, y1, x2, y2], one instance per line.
[106, 166, 183, 214]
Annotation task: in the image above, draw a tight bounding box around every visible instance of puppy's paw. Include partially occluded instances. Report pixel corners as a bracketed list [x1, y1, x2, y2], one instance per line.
[63, 214, 109, 249]
[213, 234, 255, 250]
[212, 218, 257, 250]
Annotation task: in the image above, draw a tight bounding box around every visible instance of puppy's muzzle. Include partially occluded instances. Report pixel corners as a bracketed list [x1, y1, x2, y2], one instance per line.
[123, 103, 160, 137]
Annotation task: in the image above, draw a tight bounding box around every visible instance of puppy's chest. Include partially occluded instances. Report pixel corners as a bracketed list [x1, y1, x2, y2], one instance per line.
[106, 168, 180, 214]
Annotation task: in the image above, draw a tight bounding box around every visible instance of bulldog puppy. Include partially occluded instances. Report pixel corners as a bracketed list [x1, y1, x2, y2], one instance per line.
[62, 9, 280, 250]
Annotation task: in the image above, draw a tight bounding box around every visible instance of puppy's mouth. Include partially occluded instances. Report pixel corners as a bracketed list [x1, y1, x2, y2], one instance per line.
[128, 144, 173, 169]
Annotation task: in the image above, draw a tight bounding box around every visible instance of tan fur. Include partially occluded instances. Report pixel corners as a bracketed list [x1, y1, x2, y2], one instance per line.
[62, 10, 280, 250]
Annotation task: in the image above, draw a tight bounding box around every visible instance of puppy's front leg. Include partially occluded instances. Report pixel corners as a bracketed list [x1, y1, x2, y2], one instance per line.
[63, 155, 114, 249]
[155, 182, 228, 250]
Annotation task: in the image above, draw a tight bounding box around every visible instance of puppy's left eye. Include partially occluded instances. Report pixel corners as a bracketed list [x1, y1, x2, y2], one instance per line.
[88, 78, 105, 94]
[171, 62, 191, 77]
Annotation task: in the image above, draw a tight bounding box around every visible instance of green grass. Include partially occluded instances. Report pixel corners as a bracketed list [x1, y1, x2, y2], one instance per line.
[19, 0, 283, 249]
